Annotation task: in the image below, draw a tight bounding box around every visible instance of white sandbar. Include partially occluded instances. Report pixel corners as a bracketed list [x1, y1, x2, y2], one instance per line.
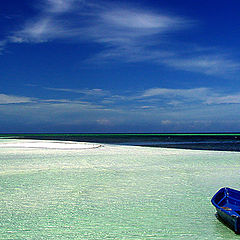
[0, 139, 102, 149]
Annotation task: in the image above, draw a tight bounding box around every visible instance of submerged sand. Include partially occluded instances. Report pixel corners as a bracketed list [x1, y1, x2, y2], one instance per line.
[0, 139, 240, 239]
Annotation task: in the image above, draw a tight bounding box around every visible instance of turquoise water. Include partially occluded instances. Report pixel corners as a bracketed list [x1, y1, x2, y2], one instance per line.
[0, 139, 240, 239]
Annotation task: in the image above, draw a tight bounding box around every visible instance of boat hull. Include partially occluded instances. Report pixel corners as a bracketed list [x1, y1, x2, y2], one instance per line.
[216, 208, 240, 233]
[211, 187, 240, 234]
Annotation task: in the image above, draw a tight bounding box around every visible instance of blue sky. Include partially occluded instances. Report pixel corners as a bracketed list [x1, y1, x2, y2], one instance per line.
[1, 0, 240, 133]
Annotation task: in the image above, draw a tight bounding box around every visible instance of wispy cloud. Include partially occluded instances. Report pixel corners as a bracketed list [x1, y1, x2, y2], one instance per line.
[29, 85, 240, 110]
[0, 40, 7, 54]
[9, 1, 188, 44]
[44, 0, 81, 13]
[2, 0, 239, 76]
[44, 87, 110, 96]
[9, 18, 60, 43]
[3, 87, 240, 132]
[5, 86, 240, 110]
[101, 9, 181, 29]
[0, 94, 34, 104]
[137, 87, 240, 107]
[164, 55, 240, 76]
[0, 41, 6, 47]
[0, 90, 106, 111]
[8, 0, 85, 43]
[140, 87, 210, 99]
[93, 8, 188, 44]
[83, 6, 191, 64]
[206, 94, 240, 104]
[41, 99, 86, 103]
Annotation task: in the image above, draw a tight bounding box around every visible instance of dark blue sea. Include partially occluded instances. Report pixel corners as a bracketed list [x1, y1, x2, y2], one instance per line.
[2, 133, 240, 152]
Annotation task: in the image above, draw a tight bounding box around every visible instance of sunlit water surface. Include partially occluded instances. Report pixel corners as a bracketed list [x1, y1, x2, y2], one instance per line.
[0, 139, 240, 239]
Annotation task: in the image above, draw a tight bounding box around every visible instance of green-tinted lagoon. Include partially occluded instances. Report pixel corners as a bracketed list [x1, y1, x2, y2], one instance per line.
[0, 139, 240, 239]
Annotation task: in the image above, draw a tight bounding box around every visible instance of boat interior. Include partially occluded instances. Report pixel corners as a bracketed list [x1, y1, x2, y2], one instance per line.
[214, 188, 240, 216]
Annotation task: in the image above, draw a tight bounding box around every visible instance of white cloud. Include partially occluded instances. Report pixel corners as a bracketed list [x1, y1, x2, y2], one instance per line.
[164, 55, 240, 76]
[206, 94, 240, 104]
[0, 40, 6, 46]
[0, 94, 34, 104]
[96, 118, 111, 125]
[0, 40, 7, 54]
[100, 9, 185, 30]
[44, 87, 110, 96]
[161, 120, 172, 125]
[10, 18, 60, 43]
[139, 106, 153, 109]
[84, 8, 189, 64]
[45, 0, 81, 13]
[2, 87, 240, 132]
[2, 0, 239, 77]
[21, 84, 240, 110]
[140, 87, 210, 99]
[139, 87, 240, 106]
[9, 0, 85, 43]
[8, 1, 188, 48]
[41, 99, 86, 103]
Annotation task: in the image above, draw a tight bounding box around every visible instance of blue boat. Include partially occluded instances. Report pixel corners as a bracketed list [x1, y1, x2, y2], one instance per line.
[211, 187, 240, 233]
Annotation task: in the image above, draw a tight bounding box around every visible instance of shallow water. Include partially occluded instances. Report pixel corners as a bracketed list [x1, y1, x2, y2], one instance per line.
[0, 139, 240, 239]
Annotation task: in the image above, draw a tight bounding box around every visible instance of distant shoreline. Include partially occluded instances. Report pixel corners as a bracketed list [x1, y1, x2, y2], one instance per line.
[1, 132, 240, 136]
[1, 135, 240, 152]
